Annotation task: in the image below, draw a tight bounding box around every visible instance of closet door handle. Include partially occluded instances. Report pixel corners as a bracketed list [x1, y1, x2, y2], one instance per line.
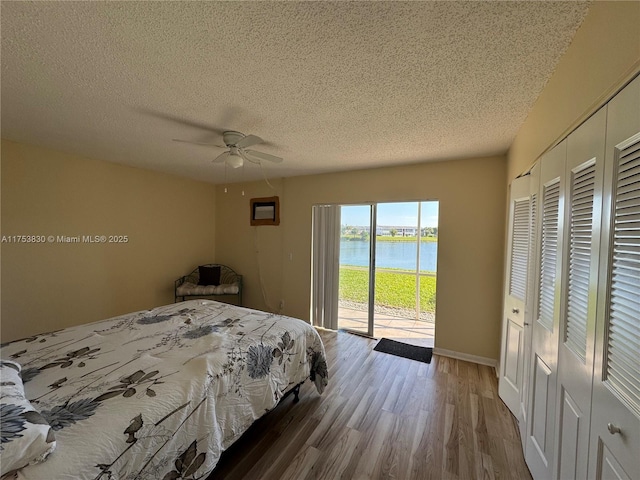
[512, 308, 520, 314]
[607, 423, 622, 435]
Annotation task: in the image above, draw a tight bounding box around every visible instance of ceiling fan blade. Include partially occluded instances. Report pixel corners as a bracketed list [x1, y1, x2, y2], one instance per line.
[212, 152, 230, 164]
[173, 139, 225, 148]
[137, 108, 227, 135]
[244, 149, 283, 164]
[237, 134, 263, 149]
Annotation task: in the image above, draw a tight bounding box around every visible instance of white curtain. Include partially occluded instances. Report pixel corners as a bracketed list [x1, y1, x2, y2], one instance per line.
[311, 205, 341, 330]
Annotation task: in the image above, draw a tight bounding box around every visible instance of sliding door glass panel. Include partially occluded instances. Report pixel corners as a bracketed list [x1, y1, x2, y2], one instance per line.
[373, 202, 419, 338]
[419, 275, 437, 321]
[372, 201, 438, 344]
[338, 205, 372, 335]
[420, 201, 438, 324]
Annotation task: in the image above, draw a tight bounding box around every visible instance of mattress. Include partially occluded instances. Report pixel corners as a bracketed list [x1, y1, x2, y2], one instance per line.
[0, 300, 328, 479]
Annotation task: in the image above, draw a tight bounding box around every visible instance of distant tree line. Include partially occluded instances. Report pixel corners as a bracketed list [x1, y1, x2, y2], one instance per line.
[340, 225, 438, 239]
[421, 227, 438, 237]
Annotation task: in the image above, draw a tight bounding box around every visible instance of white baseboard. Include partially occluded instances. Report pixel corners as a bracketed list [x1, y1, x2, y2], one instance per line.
[433, 347, 498, 371]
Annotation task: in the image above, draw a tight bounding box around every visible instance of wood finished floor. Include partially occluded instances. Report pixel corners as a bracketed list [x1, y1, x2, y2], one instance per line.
[208, 329, 532, 480]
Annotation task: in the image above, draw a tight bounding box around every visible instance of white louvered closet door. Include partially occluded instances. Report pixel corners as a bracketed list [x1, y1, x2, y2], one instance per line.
[525, 140, 566, 480]
[499, 175, 532, 423]
[589, 76, 640, 480]
[520, 161, 540, 449]
[553, 106, 606, 480]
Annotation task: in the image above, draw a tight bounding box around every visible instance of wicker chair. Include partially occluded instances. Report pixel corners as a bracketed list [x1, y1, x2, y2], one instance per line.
[175, 264, 242, 305]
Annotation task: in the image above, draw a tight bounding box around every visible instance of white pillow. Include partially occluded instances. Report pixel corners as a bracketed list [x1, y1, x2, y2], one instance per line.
[0, 360, 56, 476]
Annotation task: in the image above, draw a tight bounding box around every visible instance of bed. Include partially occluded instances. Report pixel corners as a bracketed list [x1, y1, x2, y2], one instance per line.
[0, 299, 328, 479]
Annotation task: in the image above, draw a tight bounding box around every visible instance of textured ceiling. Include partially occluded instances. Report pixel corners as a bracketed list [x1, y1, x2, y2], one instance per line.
[1, 1, 590, 184]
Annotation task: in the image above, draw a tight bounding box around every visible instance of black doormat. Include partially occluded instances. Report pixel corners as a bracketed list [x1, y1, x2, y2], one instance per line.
[373, 338, 433, 364]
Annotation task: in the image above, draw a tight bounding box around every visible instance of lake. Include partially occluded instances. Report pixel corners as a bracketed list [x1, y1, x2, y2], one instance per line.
[340, 239, 438, 272]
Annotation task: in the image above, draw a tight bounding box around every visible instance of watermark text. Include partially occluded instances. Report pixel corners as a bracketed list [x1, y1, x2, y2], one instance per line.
[2, 235, 129, 244]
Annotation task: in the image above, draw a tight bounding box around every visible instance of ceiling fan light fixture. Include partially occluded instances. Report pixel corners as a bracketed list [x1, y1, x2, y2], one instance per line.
[176, 129, 282, 171]
[227, 152, 243, 169]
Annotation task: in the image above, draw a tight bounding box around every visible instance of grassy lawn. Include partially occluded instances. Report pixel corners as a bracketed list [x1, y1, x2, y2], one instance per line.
[342, 235, 437, 243]
[339, 266, 437, 312]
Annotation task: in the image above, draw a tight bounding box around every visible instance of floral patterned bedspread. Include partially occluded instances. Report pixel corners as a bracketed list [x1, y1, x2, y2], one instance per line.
[0, 300, 328, 479]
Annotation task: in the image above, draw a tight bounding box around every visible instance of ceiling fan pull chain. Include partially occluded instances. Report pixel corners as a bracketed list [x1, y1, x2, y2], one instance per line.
[261, 162, 275, 190]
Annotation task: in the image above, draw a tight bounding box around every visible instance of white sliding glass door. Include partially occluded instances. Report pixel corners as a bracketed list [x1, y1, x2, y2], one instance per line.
[337, 205, 375, 335]
[312, 201, 438, 343]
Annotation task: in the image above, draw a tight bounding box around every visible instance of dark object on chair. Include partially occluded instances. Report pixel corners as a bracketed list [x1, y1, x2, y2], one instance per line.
[175, 264, 242, 305]
[198, 265, 221, 286]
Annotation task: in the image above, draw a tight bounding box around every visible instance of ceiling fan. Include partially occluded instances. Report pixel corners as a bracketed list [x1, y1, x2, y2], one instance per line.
[174, 131, 283, 169]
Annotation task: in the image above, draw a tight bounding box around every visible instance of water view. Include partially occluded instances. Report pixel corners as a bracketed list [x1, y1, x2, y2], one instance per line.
[339, 239, 438, 272]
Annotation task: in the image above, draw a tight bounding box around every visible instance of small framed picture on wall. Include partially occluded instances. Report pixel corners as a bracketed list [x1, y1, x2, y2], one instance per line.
[250, 196, 280, 226]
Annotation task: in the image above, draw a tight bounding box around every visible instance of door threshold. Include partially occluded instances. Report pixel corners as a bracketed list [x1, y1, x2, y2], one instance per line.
[339, 328, 377, 340]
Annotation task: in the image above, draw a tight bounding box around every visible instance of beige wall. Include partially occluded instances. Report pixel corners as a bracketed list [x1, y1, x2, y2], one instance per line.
[508, 1, 640, 181]
[215, 180, 286, 314]
[1, 140, 216, 342]
[216, 156, 507, 361]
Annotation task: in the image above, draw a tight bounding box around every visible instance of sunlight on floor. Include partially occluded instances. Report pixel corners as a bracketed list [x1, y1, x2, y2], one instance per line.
[338, 307, 434, 348]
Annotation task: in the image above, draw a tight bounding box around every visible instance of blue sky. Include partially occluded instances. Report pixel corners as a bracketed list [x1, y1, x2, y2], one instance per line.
[341, 201, 439, 227]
